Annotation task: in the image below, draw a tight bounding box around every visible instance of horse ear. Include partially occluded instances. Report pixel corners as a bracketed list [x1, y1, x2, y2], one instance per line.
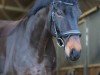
[0, 21, 19, 37]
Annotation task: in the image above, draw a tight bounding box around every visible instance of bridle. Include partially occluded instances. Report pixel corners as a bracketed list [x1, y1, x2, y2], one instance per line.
[50, 0, 81, 47]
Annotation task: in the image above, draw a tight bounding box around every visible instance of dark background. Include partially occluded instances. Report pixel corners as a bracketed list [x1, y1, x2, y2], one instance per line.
[0, 0, 99, 20]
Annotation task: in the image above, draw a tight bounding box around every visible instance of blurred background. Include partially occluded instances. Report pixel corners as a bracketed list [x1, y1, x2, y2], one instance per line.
[0, 0, 99, 20]
[0, 0, 100, 75]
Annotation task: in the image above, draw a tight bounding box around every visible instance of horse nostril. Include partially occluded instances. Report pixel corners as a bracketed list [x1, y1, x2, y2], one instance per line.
[69, 49, 81, 61]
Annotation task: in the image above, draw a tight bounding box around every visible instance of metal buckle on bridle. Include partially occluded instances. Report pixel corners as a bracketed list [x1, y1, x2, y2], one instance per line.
[51, 10, 65, 47]
[57, 38, 64, 47]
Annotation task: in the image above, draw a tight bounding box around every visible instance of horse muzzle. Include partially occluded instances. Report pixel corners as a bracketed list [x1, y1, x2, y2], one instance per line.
[57, 37, 81, 61]
[69, 48, 81, 61]
[64, 35, 82, 61]
[65, 48, 81, 61]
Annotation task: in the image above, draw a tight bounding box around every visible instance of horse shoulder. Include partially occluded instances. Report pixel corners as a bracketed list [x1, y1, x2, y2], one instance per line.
[0, 20, 21, 37]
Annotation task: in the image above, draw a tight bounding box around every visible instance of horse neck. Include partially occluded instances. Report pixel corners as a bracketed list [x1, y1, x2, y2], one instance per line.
[27, 7, 52, 63]
[27, 8, 46, 45]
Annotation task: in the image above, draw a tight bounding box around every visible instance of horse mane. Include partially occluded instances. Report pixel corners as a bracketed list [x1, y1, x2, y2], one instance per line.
[27, 0, 78, 17]
[27, 0, 52, 17]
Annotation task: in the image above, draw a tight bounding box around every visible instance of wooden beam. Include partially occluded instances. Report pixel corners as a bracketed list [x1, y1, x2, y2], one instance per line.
[14, 0, 24, 9]
[0, 10, 11, 20]
[79, 6, 99, 19]
[59, 65, 83, 71]
[1, 0, 5, 5]
[88, 64, 100, 68]
[59, 64, 100, 71]
[78, 19, 86, 25]
[1, 0, 11, 19]
[0, 5, 27, 12]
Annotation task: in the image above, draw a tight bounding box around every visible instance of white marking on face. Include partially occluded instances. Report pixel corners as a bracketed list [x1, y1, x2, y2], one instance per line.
[65, 46, 70, 57]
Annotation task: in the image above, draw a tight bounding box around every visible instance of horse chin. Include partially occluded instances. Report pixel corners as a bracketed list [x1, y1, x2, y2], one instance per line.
[64, 54, 80, 63]
[64, 46, 81, 62]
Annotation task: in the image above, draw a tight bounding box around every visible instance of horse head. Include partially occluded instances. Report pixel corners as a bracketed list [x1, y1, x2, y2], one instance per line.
[29, 0, 82, 62]
[50, 0, 82, 61]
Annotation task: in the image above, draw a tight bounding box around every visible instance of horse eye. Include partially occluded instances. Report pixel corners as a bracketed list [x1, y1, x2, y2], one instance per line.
[63, 9, 66, 14]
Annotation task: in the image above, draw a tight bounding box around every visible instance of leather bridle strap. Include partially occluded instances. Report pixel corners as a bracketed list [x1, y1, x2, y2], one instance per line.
[51, 1, 81, 47]
[52, 0, 74, 6]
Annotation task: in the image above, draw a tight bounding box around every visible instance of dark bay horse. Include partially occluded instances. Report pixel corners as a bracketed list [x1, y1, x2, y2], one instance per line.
[0, 0, 82, 75]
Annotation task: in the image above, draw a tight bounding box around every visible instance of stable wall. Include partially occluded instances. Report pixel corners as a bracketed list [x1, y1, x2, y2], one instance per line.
[56, 9, 100, 75]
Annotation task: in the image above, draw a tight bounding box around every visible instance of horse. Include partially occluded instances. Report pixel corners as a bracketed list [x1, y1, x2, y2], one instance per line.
[0, 0, 82, 75]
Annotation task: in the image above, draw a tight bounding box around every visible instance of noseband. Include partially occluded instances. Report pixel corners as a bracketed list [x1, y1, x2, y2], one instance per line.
[51, 1, 81, 47]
